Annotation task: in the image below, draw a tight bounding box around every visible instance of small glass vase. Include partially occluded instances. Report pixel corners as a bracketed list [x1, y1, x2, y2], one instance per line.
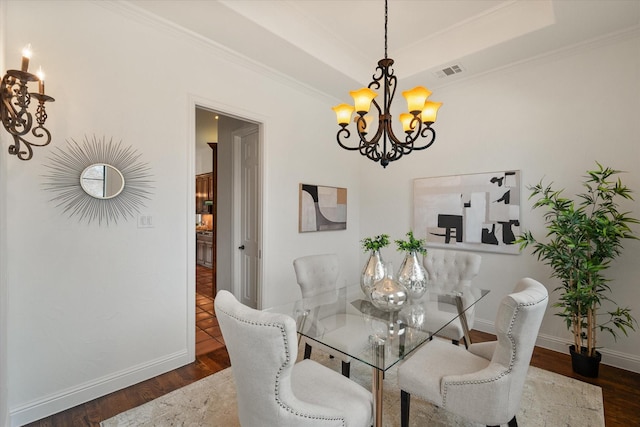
[361, 249, 385, 297]
[370, 262, 408, 312]
[397, 250, 428, 300]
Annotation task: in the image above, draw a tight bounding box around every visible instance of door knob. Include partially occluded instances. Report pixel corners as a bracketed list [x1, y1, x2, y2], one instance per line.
[238, 245, 245, 250]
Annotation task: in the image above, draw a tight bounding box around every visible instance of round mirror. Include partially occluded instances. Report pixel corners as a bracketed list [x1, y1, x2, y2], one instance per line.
[80, 163, 125, 199]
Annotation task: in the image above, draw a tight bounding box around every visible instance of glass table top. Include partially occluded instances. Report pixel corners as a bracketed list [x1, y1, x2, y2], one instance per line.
[266, 284, 489, 372]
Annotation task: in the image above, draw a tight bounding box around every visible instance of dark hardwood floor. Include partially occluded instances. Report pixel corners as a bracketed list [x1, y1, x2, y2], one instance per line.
[24, 331, 640, 426]
[24, 347, 231, 427]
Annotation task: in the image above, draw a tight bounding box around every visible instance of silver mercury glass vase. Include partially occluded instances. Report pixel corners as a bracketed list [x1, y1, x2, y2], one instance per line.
[370, 262, 408, 312]
[397, 250, 428, 300]
[361, 250, 385, 297]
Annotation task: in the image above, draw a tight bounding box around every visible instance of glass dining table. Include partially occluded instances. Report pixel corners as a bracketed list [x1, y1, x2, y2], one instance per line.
[266, 283, 489, 427]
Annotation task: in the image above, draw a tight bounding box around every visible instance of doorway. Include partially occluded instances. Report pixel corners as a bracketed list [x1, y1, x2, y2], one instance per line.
[194, 106, 262, 355]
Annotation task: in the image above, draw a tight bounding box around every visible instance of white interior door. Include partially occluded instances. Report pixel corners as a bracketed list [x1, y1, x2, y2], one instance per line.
[233, 125, 260, 308]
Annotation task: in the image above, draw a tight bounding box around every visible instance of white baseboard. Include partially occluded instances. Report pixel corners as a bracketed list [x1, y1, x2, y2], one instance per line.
[10, 350, 192, 427]
[473, 318, 640, 374]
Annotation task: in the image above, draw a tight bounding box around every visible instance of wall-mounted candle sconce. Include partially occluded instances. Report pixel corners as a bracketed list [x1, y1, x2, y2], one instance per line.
[1, 44, 55, 161]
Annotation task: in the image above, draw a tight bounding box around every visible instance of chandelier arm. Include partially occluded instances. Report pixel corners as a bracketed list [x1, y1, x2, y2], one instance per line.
[1, 76, 33, 137]
[356, 115, 384, 145]
[370, 64, 385, 89]
[384, 114, 414, 147]
[351, 117, 384, 162]
[358, 131, 383, 162]
[336, 126, 361, 151]
[412, 126, 437, 151]
[8, 125, 53, 161]
[362, 143, 383, 163]
[384, 74, 397, 117]
[8, 134, 31, 160]
[370, 97, 383, 117]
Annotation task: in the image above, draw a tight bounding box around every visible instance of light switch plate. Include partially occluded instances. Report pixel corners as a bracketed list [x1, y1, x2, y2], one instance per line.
[137, 214, 155, 228]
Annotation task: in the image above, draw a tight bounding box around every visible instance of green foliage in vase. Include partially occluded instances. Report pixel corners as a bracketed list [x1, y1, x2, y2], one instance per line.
[516, 162, 639, 358]
[395, 231, 427, 255]
[361, 234, 390, 252]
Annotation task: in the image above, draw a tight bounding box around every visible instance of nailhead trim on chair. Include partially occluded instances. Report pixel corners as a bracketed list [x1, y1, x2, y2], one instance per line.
[441, 293, 548, 407]
[218, 307, 347, 426]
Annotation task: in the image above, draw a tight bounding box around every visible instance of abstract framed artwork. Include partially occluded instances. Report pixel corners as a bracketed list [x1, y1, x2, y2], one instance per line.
[413, 170, 521, 254]
[299, 184, 347, 232]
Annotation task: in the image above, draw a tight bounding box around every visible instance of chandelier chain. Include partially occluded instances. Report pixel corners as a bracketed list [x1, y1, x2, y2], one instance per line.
[384, 0, 388, 59]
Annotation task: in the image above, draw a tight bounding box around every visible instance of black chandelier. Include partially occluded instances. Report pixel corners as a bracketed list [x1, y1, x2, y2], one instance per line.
[1, 44, 55, 161]
[332, 0, 442, 168]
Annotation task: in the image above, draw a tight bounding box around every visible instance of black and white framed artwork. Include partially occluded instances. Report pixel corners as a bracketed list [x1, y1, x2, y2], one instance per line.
[413, 170, 521, 254]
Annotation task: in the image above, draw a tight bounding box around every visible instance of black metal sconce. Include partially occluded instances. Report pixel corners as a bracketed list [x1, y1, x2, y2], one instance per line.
[1, 44, 55, 161]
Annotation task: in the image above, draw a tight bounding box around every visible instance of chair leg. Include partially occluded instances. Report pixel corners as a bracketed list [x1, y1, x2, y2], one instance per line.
[304, 343, 312, 359]
[400, 390, 410, 427]
[341, 361, 350, 377]
[462, 336, 469, 349]
[487, 416, 517, 427]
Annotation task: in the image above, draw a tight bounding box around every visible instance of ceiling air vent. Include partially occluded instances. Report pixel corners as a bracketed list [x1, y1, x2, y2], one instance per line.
[434, 64, 465, 78]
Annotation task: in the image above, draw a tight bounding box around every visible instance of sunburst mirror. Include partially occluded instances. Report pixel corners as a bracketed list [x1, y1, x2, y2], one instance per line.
[43, 136, 153, 225]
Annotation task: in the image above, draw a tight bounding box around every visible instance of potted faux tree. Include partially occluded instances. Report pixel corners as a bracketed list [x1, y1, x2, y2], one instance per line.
[517, 163, 638, 377]
[361, 234, 390, 295]
[395, 231, 428, 299]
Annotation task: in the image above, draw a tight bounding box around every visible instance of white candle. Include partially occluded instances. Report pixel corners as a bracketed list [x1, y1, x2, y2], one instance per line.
[36, 67, 45, 94]
[21, 44, 32, 72]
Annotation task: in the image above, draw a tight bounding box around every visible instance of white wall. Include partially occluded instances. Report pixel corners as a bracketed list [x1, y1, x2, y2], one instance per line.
[3, 1, 362, 425]
[359, 30, 640, 370]
[1, 1, 10, 424]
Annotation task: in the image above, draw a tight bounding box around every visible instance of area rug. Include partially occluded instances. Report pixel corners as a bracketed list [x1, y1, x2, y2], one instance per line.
[102, 350, 604, 426]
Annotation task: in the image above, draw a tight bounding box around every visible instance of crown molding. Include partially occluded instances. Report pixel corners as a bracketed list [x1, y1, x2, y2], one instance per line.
[98, 1, 337, 103]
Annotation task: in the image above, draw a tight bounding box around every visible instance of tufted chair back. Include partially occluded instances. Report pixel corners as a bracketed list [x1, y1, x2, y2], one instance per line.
[482, 278, 549, 419]
[423, 249, 481, 290]
[215, 290, 373, 426]
[397, 278, 548, 427]
[293, 253, 355, 377]
[442, 278, 549, 425]
[294, 254, 340, 298]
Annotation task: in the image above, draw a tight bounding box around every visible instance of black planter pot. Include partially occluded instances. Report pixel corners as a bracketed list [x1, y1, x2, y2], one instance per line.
[570, 345, 602, 378]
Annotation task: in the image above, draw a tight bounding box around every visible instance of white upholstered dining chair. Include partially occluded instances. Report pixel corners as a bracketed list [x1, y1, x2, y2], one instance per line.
[423, 248, 482, 347]
[293, 253, 353, 377]
[215, 290, 373, 427]
[397, 277, 548, 427]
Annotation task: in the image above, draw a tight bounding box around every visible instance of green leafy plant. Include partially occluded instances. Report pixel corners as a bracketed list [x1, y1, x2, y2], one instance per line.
[517, 163, 639, 358]
[395, 231, 427, 255]
[361, 234, 390, 252]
